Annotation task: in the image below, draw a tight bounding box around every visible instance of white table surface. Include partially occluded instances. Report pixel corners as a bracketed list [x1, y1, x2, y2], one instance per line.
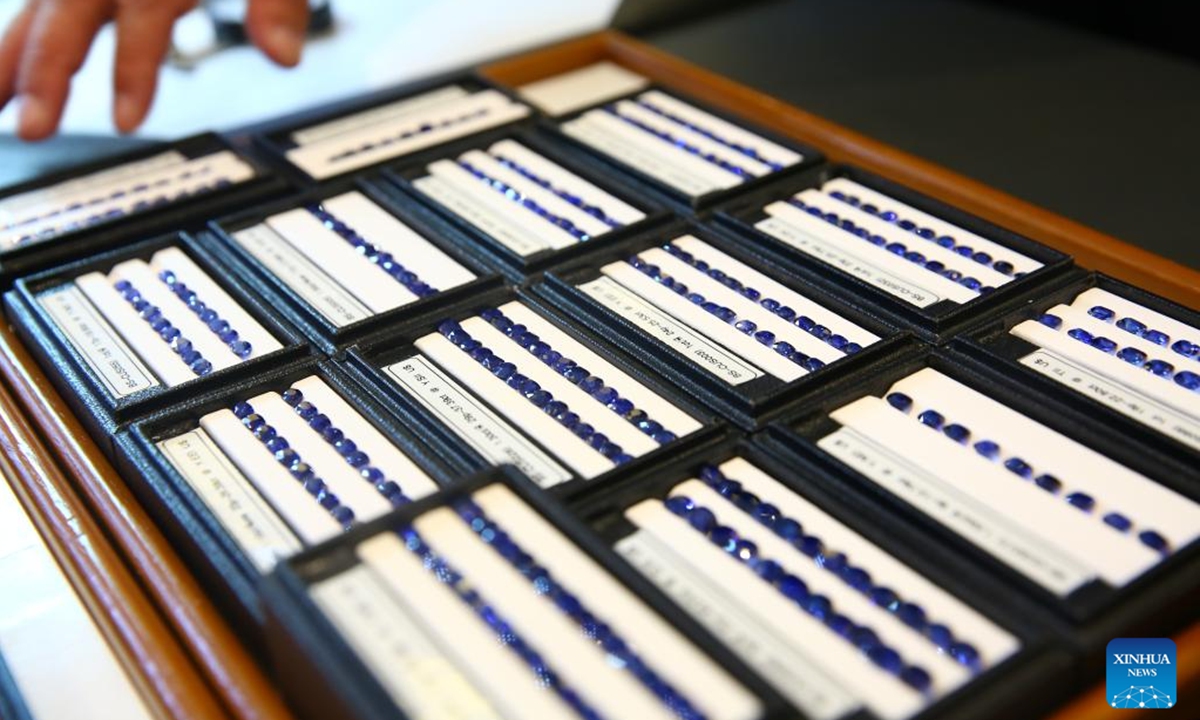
[0, 0, 618, 138]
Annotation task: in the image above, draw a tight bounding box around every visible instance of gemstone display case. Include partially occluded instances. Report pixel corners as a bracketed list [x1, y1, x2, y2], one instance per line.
[115, 358, 477, 635]
[0, 133, 287, 282]
[261, 465, 794, 720]
[204, 176, 504, 354]
[0, 29, 1195, 720]
[758, 345, 1200, 671]
[714, 165, 1076, 343]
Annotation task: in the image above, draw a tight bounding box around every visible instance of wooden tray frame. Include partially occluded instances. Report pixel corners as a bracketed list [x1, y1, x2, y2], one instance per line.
[0, 29, 1195, 720]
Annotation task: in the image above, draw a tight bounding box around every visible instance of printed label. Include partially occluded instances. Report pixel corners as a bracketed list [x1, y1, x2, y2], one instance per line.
[617, 531, 858, 720]
[578, 277, 762, 385]
[386, 355, 571, 488]
[38, 284, 158, 397]
[756, 216, 940, 308]
[563, 117, 722, 196]
[312, 567, 500, 720]
[158, 429, 301, 571]
[233, 224, 371, 327]
[1020, 349, 1200, 452]
[819, 427, 1092, 596]
[413, 175, 548, 256]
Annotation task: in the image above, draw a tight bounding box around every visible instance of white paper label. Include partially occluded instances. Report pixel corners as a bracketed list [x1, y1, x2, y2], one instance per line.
[413, 175, 549, 257]
[38, 284, 158, 397]
[312, 567, 500, 720]
[386, 355, 571, 488]
[1020, 349, 1200, 452]
[756, 216, 941, 308]
[578, 277, 762, 385]
[818, 427, 1092, 596]
[233, 224, 371, 327]
[158, 429, 302, 572]
[617, 531, 858, 720]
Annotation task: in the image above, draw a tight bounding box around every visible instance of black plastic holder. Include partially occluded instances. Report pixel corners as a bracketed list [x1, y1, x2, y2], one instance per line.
[956, 270, 1200, 469]
[249, 72, 538, 186]
[381, 126, 675, 283]
[569, 431, 1078, 720]
[203, 173, 505, 354]
[713, 164, 1077, 342]
[531, 217, 920, 429]
[539, 82, 824, 211]
[755, 345, 1200, 676]
[4, 231, 311, 457]
[260, 464, 796, 720]
[0, 133, 289, 284]
[340, 282, 723, 502]
[114, 356, 483, 638]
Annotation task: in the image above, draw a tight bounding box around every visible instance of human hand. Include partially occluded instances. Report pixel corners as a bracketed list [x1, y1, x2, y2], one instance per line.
[0, 0, 309, 140]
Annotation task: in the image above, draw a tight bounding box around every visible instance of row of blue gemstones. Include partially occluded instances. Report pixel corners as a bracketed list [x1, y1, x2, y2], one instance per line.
[664, 494, 934, 693]
[457, 160, 592, 242]
[632, 97, 785, 171]
[826, 190, 1022, 277]
[628, 254, 827, 373]
[454, 498, 705, 720]
[278, 387, 412, 508]
[397, 526, 604, 720]
[491, 153, 623, 229]
[884, 392, 1171, 555]
[158, 269, 252, 359]
[305, 203, 439, 299]
[662, 243, 864, 355]
[477, 307, 677, 444]
[112, 279, 213, 376]
[602, 105, 753, 179]
[230, 400, 355, 528]
[16, 178, 233, 246]
[329, 107, 490, 162]
[436, 319, 635, 464]
[5, 164, 217, 232]
[1036, 314, 1200, 392]
[787, 196, 994, 294]
[1086, 305, 1200, 362]
[696, 464, 982, 671]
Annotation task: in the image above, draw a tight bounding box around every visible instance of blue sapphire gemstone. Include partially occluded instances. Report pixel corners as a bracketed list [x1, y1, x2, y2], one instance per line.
[1144, 330, 1169, 346]
[1175, 371, 1200, 391]
[1067, 328, 1093, 343]
[1036, 312, 1063, 329]
[943, 423, 970, 443]
[1004, 457, 1033, 478]
[901, 666, 932, 693]
[688, 508, 716, 533]
[778, 575, 809, 603]
[1088, 305, 1115, 321]
[1139, 530, 1169, 553]
[1065, 492, 1095, 512]
[917, 409, 944, 429]
[1172, 340, 1199, 358]
[1090, 336, 1118, 353]
[232, 401, 253, 418]
[927, 624, 953, 649]
[974, 440, 1000, 460]
[1116, 317, 1147, 335]
[1146, 359, 1175, 377]
[665, 496, 693, 515]
[774, 518, 803, 540]
[867, 646, 903, 673]
[1117, 347, 1148, 366]
[1033, 473, 1062, 493]
[992, 260, 1015, 275]
[1103, 512, 1132, 532]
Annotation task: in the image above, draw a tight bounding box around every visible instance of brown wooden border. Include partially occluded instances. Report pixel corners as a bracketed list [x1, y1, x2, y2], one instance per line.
[0, 323, 295, 720]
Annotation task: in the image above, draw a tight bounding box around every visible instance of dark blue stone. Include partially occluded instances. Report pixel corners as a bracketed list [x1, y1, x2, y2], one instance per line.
[1065, 492, 1095, 512]
[943, 423, 970, 443]
[1116, 317, 1147, 336]
[1088, 305, 1116, 322]
[917, 409, 944, 429]
[974, 440, 1000, 460]
[1033, 473, 1062, 493]
[1004, 457, 1033, 479]
[1103, 512, 1132, 532]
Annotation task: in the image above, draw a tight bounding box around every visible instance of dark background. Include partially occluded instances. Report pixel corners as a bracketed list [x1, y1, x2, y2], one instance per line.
[3, 0, 1195, 270]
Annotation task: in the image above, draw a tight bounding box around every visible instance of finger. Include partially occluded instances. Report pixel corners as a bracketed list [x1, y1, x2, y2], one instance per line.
[245, 0, 308, 67]
[112, 1, 190, 133]
[15, 0, 111, 140]
[0, 3, 37, 112]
